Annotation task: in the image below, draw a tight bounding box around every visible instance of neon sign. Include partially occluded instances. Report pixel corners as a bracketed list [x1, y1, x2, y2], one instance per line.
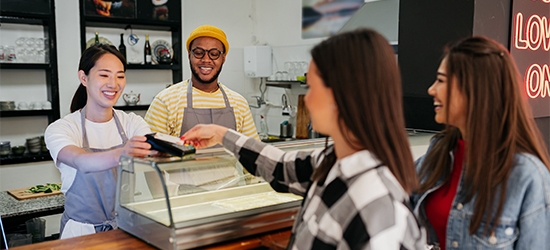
[514, 13, 550, 51]
[512, 0, 549, 104]
[525, 63, 550, 98]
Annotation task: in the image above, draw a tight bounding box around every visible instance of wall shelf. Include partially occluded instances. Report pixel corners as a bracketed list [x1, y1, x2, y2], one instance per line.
[126, 64, 180, 70]
[114, 105, 150, 111]
[0, 152, 52, 165]
[0, 63, 50, 70]
[0, 110, 55, 118]
[0, 15, 49, 25]
[0, 0, 60, 165]
[83, 17, 180, 31]
[265, 80, 305, 89]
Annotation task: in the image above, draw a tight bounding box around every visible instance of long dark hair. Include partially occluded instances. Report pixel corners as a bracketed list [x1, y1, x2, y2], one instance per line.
[416, 36, 550, 235]
[310, 28, 418, 193]
[70, 44, 126, 112]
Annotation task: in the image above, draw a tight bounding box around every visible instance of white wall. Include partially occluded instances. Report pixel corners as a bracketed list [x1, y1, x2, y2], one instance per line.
[182, 0, 327, 135]
[0, 0, 402, 238]
[0, 0, 400, 142]
[1, 0, 403, 197]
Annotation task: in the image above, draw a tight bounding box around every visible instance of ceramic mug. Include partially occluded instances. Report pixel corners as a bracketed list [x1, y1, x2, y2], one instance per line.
[41, 101, 52, 109]
[17, 102, 29, 110]
[30, 101, 42, 110]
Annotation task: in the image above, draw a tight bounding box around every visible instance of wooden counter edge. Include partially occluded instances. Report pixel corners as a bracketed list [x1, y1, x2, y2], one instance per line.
[9, 229, 155, 250]
[9, 228, 292, 250]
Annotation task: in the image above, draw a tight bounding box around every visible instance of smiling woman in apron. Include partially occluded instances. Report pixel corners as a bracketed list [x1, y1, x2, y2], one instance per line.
[144, 25, 259, 140]
[45, 44, 155, 239]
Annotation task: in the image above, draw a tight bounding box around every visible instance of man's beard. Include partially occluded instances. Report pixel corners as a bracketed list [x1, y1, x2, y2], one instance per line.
[190, 64, 223, 84]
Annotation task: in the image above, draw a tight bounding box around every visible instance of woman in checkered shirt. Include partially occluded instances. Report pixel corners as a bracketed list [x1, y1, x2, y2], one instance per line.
[182, 28, 426, 250]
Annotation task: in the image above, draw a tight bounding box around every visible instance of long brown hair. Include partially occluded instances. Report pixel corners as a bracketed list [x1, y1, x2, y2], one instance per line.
[417, 36, 550, 235]
[310, 28, 418, 193]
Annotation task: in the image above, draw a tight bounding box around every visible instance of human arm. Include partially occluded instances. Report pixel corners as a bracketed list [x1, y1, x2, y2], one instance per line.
[512, 156, 550, 249]
[56, 135, 152, 173]
[182, 124, 320, 195]
[514, 206, 550, 249]
[366, 200, 427, 249]
[46, 111, 156, 173]
[181, 124, 228, 148]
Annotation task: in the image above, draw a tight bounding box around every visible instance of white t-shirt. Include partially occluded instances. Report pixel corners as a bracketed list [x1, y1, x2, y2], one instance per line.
[45, 110, 151, 193]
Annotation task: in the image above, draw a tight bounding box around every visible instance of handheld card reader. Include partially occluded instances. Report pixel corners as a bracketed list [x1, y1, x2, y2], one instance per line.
[145, 133, 196, 157]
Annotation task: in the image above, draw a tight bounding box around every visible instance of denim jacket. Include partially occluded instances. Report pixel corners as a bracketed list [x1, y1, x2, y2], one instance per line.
[411, 139, 550, 249]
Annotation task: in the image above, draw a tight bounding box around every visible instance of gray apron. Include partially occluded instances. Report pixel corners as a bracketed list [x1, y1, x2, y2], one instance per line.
[179, 80, 237, 136]
[60, 106, 128, 234]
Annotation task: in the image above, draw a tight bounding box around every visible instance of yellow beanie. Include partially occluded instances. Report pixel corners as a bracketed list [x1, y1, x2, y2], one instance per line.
[186, 25, 229, 54]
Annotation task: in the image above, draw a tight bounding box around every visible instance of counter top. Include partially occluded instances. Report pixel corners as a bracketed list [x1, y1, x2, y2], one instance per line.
[10, 228, 291, 250]
[0, 191, 64, 218]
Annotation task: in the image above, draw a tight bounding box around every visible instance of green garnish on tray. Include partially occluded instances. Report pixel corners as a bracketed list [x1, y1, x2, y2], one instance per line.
[24, 183, 61, 193]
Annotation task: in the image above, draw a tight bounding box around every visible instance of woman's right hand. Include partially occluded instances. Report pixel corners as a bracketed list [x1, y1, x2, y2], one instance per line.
[121, 135, 156, 157]
[181, 124, 229, 149]
[58, 135, 156, 173]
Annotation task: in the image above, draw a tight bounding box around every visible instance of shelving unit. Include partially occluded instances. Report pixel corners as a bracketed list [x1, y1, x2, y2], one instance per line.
[265, 80, 306, 89]
[0, 153, 52, 165]
[0, 7, 60, 123]
[0, 0, 60, 165]
[113, 105, 150, 111]
[79, 2, 183, 111]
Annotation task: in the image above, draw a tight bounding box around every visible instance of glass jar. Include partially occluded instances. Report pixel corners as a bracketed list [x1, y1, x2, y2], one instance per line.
[7, 46, 16, 62]
[0, 45, 4, 61]
[0, 141, 12, 156]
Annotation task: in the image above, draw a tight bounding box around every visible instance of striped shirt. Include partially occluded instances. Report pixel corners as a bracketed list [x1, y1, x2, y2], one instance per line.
[223, 130, 426, 250]
[145, 80, 259, 139]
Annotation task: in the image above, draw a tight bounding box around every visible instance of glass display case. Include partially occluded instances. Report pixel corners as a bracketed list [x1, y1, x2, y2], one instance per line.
[115, 138, 329, 249]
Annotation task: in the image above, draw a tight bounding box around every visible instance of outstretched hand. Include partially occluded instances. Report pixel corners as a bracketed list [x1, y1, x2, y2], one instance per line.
[181, 124, 229, 149]
[121, 135, 156, 157]
[58, 135, 156, 173]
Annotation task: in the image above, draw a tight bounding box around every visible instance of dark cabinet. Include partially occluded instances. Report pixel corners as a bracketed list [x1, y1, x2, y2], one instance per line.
[0, 0, 59, 165]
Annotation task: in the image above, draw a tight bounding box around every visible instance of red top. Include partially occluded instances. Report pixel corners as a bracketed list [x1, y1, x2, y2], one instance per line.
[425, 139, 465, 250]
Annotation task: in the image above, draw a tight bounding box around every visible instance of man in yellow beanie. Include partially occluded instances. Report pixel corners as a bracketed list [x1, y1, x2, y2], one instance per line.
[145, 25, 259, 140]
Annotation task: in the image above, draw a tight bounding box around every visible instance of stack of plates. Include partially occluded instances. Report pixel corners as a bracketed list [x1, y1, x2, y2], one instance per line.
[26, 137, 44, 154]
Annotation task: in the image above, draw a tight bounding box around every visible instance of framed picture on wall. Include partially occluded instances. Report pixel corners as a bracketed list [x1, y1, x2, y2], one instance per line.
[83, 0, 136, 18]
[136, 0, 180, 22]
[302, 0, 364, 39]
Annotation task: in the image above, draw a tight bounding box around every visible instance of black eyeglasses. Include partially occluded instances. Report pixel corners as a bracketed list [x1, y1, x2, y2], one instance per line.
[191, 47, 224, 60]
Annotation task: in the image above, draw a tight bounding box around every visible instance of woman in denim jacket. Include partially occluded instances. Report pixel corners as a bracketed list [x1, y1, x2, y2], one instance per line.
[412, 36, 550, 249]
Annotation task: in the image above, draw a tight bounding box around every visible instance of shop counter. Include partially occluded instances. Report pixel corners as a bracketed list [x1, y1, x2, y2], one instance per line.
[10, 228, 292, 250]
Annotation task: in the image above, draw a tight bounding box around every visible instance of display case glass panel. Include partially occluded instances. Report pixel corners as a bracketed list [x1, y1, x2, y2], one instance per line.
[116, 138, 329, 249]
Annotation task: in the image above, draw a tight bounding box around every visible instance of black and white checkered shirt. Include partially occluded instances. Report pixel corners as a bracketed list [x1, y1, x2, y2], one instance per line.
[223, 130, 426, 249]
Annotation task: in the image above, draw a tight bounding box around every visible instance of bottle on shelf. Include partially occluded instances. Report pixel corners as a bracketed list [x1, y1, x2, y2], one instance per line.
[118, 33, 126, 61]
[144, 34, 152, 65]
[259, 115, 269, 140]
[95, 32, 100, 45]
